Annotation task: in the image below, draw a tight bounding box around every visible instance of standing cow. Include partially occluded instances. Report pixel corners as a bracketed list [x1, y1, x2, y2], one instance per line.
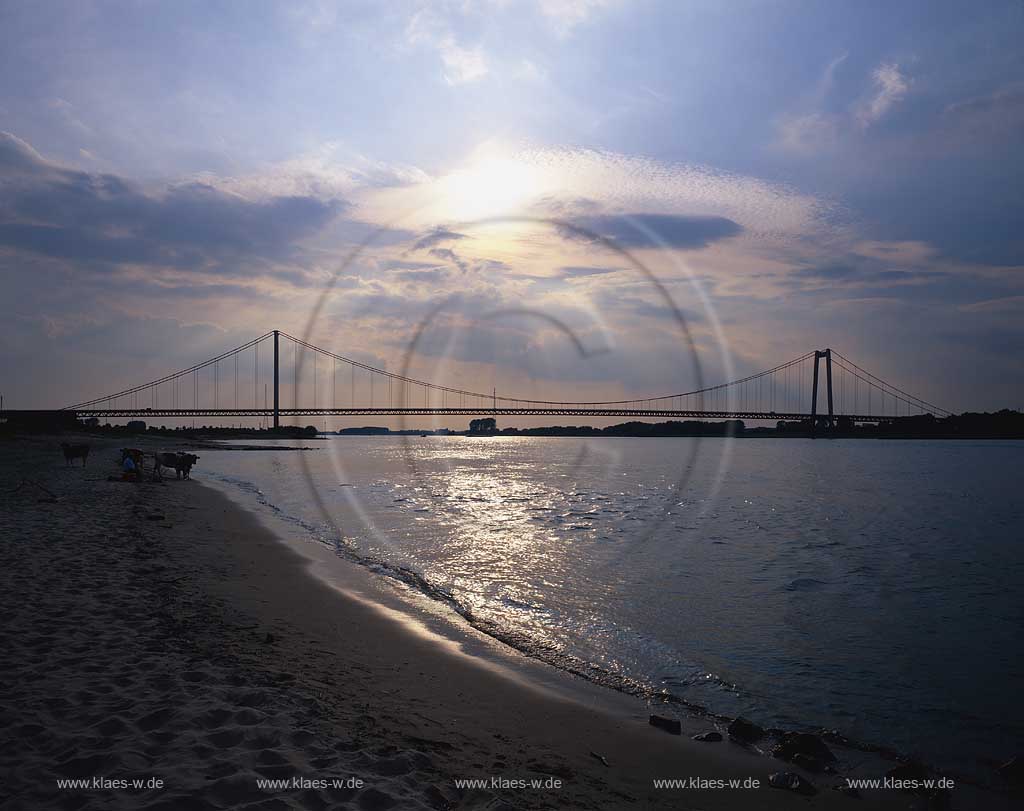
[154, 452, 200, 480]
[176, 453, 199, 479]
[60, 443, 90, 466]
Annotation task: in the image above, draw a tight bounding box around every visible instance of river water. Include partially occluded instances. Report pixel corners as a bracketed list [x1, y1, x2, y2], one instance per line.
[199, 435, 1024, 778]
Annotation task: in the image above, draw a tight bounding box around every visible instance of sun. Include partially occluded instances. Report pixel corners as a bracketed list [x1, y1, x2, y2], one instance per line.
[439, 144, 546, 222]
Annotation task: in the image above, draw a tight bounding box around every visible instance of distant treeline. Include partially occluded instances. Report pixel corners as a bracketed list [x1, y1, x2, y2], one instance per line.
[772, 410, 1024, 439]
[495, 420, 746, 437]
[482, 411, 1024, 438]
[2, 410, 1023, 440]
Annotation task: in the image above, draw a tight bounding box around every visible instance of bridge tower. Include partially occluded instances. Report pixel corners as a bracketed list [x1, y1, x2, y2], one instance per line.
[272, 329, 280, 430]
[810, 348, 835, 435]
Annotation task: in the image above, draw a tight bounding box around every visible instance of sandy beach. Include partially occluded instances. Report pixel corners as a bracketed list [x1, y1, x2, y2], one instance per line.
[0, 434, 992, 810]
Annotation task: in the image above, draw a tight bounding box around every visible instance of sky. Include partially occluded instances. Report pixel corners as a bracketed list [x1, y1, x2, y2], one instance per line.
[1, 0, 1022, 419]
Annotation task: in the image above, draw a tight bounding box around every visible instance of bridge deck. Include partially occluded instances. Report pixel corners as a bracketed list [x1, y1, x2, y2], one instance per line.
[63, 407, 893, 422]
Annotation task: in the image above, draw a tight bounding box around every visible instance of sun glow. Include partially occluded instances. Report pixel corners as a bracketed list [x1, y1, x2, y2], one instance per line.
[437, 144, 547, 221]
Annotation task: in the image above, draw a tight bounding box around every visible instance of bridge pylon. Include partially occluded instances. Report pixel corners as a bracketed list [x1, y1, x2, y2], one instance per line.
[810, 348, 835, 436]
[273, 329, 280, 429]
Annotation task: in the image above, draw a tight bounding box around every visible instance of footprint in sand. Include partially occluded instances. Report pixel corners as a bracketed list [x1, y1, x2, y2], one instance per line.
[234, 707, 266, 726]
[206, 728, 244, 748]
[93, 716, 128, 736]
[135, 707, 175, 731]
[197, 707, 234, 729]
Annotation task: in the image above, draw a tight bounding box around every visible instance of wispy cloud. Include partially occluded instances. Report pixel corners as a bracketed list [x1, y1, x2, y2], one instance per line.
[941, 83, 1024, 145]
[857, 62, 910, 128]
[537, 0, 614, 37]
[438, 38, 488, 85]
[777, 113, 840, 153]
[405, 7, 489, 85]
[778, 58, 912, 152]
[960, 295, 1024, 313]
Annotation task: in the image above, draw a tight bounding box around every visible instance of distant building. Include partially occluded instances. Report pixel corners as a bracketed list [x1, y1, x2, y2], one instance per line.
[126, 420, 147, 433]
[469, 417, 497, 434]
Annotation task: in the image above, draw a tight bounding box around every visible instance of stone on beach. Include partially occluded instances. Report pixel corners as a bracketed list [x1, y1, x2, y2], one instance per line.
[648, 714, 681, 735]
[772, 731, 836, 763]
[727, 716, 765, 743]
[768, 770, 816, 794]
[791, 752, 830, 773]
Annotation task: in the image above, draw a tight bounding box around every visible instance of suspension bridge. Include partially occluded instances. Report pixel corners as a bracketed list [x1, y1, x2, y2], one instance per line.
[42, 330, 949, 431]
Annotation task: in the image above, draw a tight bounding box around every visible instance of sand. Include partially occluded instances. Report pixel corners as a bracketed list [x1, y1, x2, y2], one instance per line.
[0, 433, 982, 809]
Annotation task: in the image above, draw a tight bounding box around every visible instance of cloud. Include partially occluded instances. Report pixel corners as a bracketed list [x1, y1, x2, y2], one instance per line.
[0, 132, 344, 272]
[776, 113, 839, 153]
[428, 246, 470, 273]
[405, 8, 488, 85]
[514, 59, 547, 82]
[389, 267, 449, 283]
[438, 38, 488, 85]
[563, 213, 742, 250]
[0, 130, 49, 175]
[941, 84, 1024, 144]
[529, 147, 833, 235]
[857, 62, 910, 128]
[364, 143, 835, 237]
[792, 264, 936, 284]
[411, 227, 467, 251]
[959, 295, 1024, 314]
[537, 0, 614, 37]
[815, 52, 848, 103]
[559, 265, 621, 277]
[777, 59, 911, 151]
[208, 141, 431, 200]
[380, 259, 443, 272]
[793, 263, 859, 281]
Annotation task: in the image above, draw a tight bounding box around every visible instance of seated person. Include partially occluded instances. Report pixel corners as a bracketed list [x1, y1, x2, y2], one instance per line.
[122, 453, 139, 481]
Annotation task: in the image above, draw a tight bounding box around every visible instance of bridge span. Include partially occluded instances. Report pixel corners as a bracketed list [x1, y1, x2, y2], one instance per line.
[69, 407, 894, 423]
[48, 329, 948, 430]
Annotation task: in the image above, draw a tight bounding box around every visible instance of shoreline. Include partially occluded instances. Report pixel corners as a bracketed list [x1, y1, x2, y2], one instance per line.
[1, 434, 1008, 809]
[202, 444, 1014, 797]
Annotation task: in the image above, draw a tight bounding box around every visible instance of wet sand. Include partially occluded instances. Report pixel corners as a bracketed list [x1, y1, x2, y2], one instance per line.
[0, 434, 973, 809]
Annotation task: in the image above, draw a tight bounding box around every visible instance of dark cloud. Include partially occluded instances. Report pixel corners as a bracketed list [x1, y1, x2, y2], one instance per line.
[563, 213, 742, 250]
[390, 268, 449, 283]
[428, 247, 469, 274]
[559, 265, 621, 277]
[475, 258, 509, 274]
[0, 131, 345, 271]
[0, 131, 49, 175]
[792, 263, 941, 285]
[793, 264, 859, 280]
[871, 269, 940, 282]
[411, 227, 466, 251]
[380, 259, 440, 271]
[0, 222, 177, 265]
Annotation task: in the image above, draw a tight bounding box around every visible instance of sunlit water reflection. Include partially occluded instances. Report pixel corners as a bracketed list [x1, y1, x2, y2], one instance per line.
[202, 435, 1024, 777]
